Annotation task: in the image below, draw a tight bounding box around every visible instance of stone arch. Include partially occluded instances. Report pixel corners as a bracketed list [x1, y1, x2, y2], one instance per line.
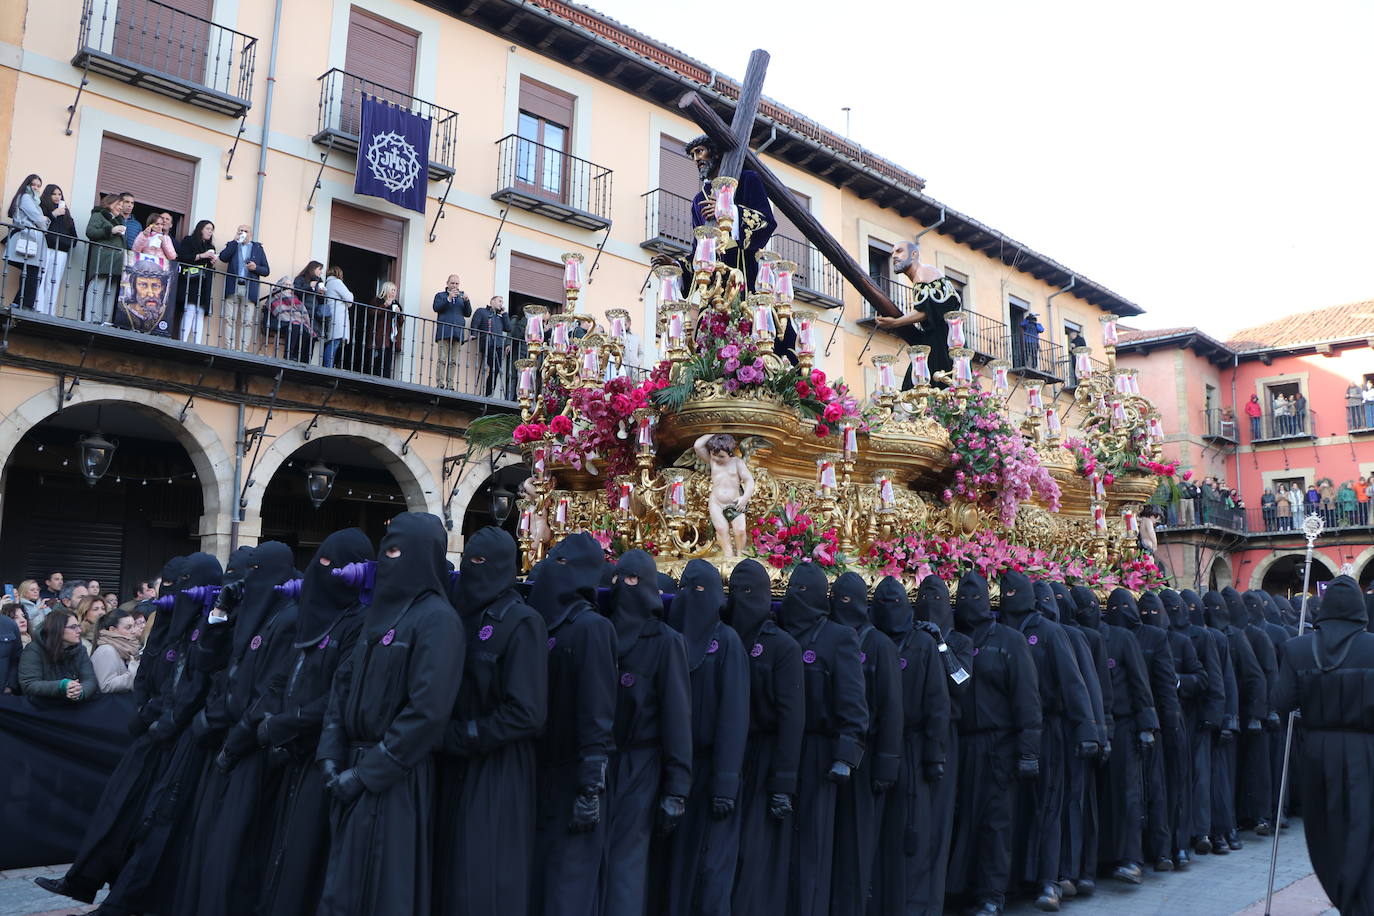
[445, 448, 524, 552]
[1203, 554, 1233, 590]
[1347, 545, 1374, 587]
[1247, 548, 1340, 592]
[0, 382, 231, 551]
[238, 416, 445, 544]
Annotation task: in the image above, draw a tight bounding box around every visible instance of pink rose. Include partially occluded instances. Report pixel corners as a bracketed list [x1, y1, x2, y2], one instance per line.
[549, 415, 573, 436]
[814, 423, 831, 438]
[822, 403, 843, 423]
[810, 369, 827, 387]
[795, 381, 812, 397]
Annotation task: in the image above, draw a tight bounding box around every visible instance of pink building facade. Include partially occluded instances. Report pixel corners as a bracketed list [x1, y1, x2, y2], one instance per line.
[1116, 302, 1374, 596]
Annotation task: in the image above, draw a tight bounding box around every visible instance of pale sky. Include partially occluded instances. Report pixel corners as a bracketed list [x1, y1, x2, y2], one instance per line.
[581, 0, 1373, 338]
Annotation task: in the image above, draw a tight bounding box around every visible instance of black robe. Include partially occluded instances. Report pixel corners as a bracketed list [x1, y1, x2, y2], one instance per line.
[1226, 587, 1277, 829]
[259, 529, 373, 916]
[827, 572, 902, 916]
[947, 573, 1041, 910]
[437, 527, 548, 916]
[1258, 593, 1292, 815]
[727, 560, 804, 916]
[1079, 586, 1157, 869]
[1204, 590, 1255, 839]
[1273, 576, 1374, 915]
[1003, 575, 1094, 890]
[315, 513, 464, 916]
[1141, 591, 1204, 858]
[870, 576, 950, 916]
[689, 168, 776, 293]
[662, 559, 750, 916]
[914, 575, 971, 913]
[602, 550, 693, 916]
[1172, 589, 1225, 846]
[528, 535, 618, 916]
[778, 564, 868, 916]
[52, 555, 194, 902]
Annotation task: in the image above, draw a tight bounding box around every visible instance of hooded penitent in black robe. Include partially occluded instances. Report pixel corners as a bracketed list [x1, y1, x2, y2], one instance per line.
[86, 551, 237, 916]
[1140, 591, 1204, 865]
[828, 572, 902, 916]
[601, 550, 693, 916]
[727, 560, 804, 915]
[1001, 572, 1094, 907]
[870, 576, 950, 916]
[947, 572, 1041, 912]
[660, 559, 749, 916]
[779, 563, 868, 916]
[1203, 589, 1255, 847]
[1166, 589, 1225, 852]
[529, 534, 617, 916]
[1273, 575, 1374, 915]
[914, 574, 971, 912]
[1053, 581, 1112, 890]
[1075, 585, 1156, 876]
[258, 529, 372, 916]
[1253, 590, 1293, 818]
[1040, 581, 1107, 891]
[180, 541, 300, 916]
[1225, 586, 1278, 832]
[315, 512, 464, 916]
[38, 557, 190, 907]
[436, 527, 548, 916]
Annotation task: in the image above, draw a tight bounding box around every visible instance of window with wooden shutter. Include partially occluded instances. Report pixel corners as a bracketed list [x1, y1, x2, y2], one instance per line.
[113, 0, 214, 85]
[330, 201, 406, 260]
[515, 78, 575, 202]
[508, 253, 565, 306]
[770, 188, 812, 289]
[341, 7, 419, 134]
[96, 134, 198, 235]
[649, 134, 701, 246]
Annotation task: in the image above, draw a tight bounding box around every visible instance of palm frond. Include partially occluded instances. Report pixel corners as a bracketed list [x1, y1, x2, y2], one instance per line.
[465, 413, 521, 450]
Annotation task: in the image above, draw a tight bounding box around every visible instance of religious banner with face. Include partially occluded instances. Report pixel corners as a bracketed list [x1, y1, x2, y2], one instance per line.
[354, 93, 431, 214]
[113, 258, 175, 336]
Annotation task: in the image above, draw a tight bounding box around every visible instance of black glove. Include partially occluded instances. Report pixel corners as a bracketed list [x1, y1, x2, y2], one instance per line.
[827, 761, 852, 784]
[922, 761, 945, 782]
[570, 788, 601, 833]
[1246, 718, 1262, 733]
[1076, 740, 1100, 760]
[1265, 711, 1281, 731]
[320, 759, 340, 783]
[214, 748, 238, 773]
[1219, 727, 1237, 745]
[216, 579, 245, 612]
[1100, 740, 1112, 764]
[1137, 730, 1155, 753]
[328, 767, 365, 805]
[710, 796, 735, 820]
[656, 795, 686, 835]
[872, 778, 895, 793]
[768, 793, 793, 820]
[1016, 755, 1039, 779]
[913, 620, 944, 643]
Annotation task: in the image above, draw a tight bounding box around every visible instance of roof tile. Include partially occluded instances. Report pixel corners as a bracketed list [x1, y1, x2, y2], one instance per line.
[1226, 301, 1374, 351]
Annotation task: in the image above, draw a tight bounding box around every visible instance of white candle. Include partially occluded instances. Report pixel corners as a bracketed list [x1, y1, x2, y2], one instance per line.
[993, 364, 1010, 391]
[818, 459, 836, 490]
[519, 509, 532, 533]
[1094, 505, 1107, 532]
[533, 447, 547, 479]
[953, 354, 973, 383]
[878, 362, 897, 391]
[555, 497, 569, 526]
[1045, 407, 1062, 435]
[909, 348, 930, 383]
[1027, 384, 1044, 411]
[946, 314, 966, 348]
[693, 229, 718, 269]
[1111, 400, 1127, 424]
[798, 316, 816, 355]
[618, 482, 633, 513]
[1101, 317, 1119, 346]
[552, 321, 569, 351]
[1075, 349, 1092, 377]
[878, 475, 895, 509]
[755, 256, 777, 293]
[519, 366, 535, 397]
[637, 415, 654, 449]
[753, 304, 775, 342]
[562, 255, 584, 291]
[775, 263, 795, 303]
[581, 347, 599, 380]
[526, 312, 544, 343]
[1123, 509, 1138, 534]
[669, 477, 686, 512]
[843, 423, 858, 457]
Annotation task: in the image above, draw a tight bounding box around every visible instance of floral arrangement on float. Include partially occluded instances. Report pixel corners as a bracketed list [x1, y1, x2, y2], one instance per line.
[749, 498, 845, 572]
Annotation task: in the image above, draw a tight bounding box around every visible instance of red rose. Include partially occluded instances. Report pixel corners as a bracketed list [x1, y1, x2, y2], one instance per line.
[795, 381, 811, 398]
[822, 403, 843, 423]
[611, 394, 633, 415]
[550, 415, 573, 436]
[814, 423, 831, 438]
[816, 386, 834, 402]
[810, 369, 827, 387]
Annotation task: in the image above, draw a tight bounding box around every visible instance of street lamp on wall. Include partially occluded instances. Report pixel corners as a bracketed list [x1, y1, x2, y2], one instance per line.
[305, 462, 337, 509]
[77, 430, 118, 486]
[490, 484, 515, 525]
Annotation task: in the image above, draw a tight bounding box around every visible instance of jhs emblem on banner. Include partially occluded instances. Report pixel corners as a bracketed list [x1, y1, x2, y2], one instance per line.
[354, 93, 431, 213]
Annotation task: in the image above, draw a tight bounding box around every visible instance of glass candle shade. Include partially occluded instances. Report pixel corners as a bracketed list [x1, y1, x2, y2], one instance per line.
[907, 345, 931, 384]
[654, 264, 682, 303]
[1100, 315, 1119, 347]
[755, 250, 779, 293]
[693, 226, 719, 271]
[945, 311, 968, 348]
[990, 359, 1011, 392]
[873, 355, 898, 393]
[774, 260, 796, 304]
[561, 252, 585, 292]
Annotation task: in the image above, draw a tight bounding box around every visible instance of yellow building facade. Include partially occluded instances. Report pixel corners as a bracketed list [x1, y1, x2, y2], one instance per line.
[0, 0, 1142, 589]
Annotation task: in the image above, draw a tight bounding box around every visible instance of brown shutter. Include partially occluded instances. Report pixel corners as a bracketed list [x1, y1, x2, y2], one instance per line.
[345, 7, 418, 94]
[96, 134, 196, 222]
[330, 201, 406, 259]
[113, 0, 214, 83]
[658, 134, 702, 200]
[509, 253, 564, 304]
[518, 77, 574, 128]
[769, 188, 812, 287]
[771, 188, 809, 248]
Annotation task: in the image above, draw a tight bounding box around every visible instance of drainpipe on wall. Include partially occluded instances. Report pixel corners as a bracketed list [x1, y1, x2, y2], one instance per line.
[230, 398, 246, 552]
[251, 0, 285, 238]
[1045, 276, 1076, 350]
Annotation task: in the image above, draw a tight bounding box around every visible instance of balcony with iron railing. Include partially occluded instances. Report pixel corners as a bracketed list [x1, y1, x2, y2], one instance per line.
[1347, 399, 1374, 434]
[1054, 352, 1111, 391]
[1200, 408, 1239, 445]
[74, 0, 257, 117]
[1007, 332, 1064, 384]
[314, 69, 458, 180]
[493, 135, 612, 231]
[641, 188, 693, 254]
[1250, 408, 1317, 444]
[1156, 498, 1373, 538]
[769, 234, 843, 308]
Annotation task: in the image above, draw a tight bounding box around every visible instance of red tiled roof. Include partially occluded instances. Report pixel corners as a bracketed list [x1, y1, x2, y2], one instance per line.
[1117, 326, 1194, 345]
[1227, 301, 1374, 351]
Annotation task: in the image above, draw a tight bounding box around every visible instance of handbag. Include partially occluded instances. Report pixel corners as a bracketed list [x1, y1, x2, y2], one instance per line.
[11, 232, 37, 259]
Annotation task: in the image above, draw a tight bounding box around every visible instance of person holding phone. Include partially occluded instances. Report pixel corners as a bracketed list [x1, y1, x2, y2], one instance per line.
[18, 607, 97, 707]
[218, 224, 270, 351]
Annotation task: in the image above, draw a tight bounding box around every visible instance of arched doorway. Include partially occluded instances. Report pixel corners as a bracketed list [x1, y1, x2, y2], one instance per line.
[1259, 553, 1335, 597]
[258, 435, 409, 568]
[460, 463, 531, 541]
[0, 401, 208, 599]
[1206, 555, 1233, 591]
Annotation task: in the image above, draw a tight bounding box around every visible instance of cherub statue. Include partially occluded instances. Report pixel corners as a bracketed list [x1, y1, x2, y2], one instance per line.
[694, 433, 756, 558]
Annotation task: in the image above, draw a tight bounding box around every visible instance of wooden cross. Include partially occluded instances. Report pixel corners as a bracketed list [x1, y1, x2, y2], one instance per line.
[679, 51, 901, 318]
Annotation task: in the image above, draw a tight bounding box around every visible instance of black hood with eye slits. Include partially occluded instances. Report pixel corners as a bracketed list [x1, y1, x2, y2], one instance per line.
[915, 575, 954, 635]
[1137, 591, 1167, 630]
[954, 572, 994, 633]
[368, 512, 450, 637]
[528, 532, 604, 630]
[670, 558, 725, 670]
[727, 558, 773, 644]
[295, 528, 373, 648]
[871, 576, 913, 638]
[780, 563, 830, 639]
[454, 526, 518, 616]
[998, 570, 1035, 628]
[610, 549, 662, 656]
[829, 571, 870, 630]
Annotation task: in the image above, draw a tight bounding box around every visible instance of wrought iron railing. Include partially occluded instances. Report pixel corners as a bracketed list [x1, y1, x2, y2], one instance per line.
[1159, 499, 1371, 535]
[1007, 331, 1064, 380]
[75, 0, 256, 112]
[1200, 408, 1239, 442]
[1347, 399, 1374, 433]
[315, 69, 459, 177]
[641, 188, 694, 251]
[1251, 408, 1316, 442]
[770, 234, 843, 305]
[493, 134, 613, 226]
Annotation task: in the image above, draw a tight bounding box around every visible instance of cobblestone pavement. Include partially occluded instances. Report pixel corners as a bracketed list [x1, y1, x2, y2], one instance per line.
[0, 823, 1337, 916]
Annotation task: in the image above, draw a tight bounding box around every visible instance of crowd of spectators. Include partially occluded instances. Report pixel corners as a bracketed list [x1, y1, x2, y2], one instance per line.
[1, 569, 155, 697]
[1157, 472, 1374, 533]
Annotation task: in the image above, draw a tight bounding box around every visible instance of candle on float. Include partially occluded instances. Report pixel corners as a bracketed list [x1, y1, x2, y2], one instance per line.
[1148, 416, 1165, 440]
[1111, 399, 1128, 425]
[752, 301, 776, 343]
[1100, 315, 1119, 346]
[842, 423, 858, 458]
[1074, 346, 1093, 378]
[711, 177, 739, 238]
[525, 308, 546, 344]
[1128, 372, 1141, 395]
[877, 473, 896, 509]
[1026, 383, 1044, 411]
[655, 265, 682, 303]
[874, 356, 898, 392]
[635, 412, 655, 452]
[990, 359, 1011, 392]
[797, 312, 816, 355]
[580, 346, 600, 381]
[551, 318, 570, 352]
[945, 312, 967, 348]
[533, 446, 548, 480]
[755, 250, 779, 293]
[667, 310, 685, 346]
[1123, 509, 1138, 534]
[1093, 505, 1107, 532]
[555, 497, 569, 526]
[774, 260, 796, 303]
[617, 482, 633, 513]
[1092, 471, 1105, 499]
[518, 364, 535, 397]
[607, 309, 628, 341]
[561, 253, 584, 292]
[951, 349, 974, 384]
[817, 458, 837, 491]
[1045, 406, 1062, 435]
[907, 345, 931, 384]
[668, 476, 687, 513]
[518, 509, 532, 534]
[693, 227, 718, 270]
[1115, 372, 1131, 395]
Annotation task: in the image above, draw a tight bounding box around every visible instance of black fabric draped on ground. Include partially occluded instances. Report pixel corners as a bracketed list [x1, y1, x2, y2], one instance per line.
[0, 693, 136, 869]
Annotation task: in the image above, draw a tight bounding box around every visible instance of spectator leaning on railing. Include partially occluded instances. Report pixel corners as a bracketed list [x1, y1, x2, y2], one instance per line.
[218, 223, 270, 352]
[18, 607, 97, 707]
[176, 219, 218, 345]
[83, 193, 129, 324]
[321, 265, 353, 369]
[38, 183, 77, 317]
[432, 274, 471, 390]
[6, 173, 49, 311]
[89, 607, 141, 694]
